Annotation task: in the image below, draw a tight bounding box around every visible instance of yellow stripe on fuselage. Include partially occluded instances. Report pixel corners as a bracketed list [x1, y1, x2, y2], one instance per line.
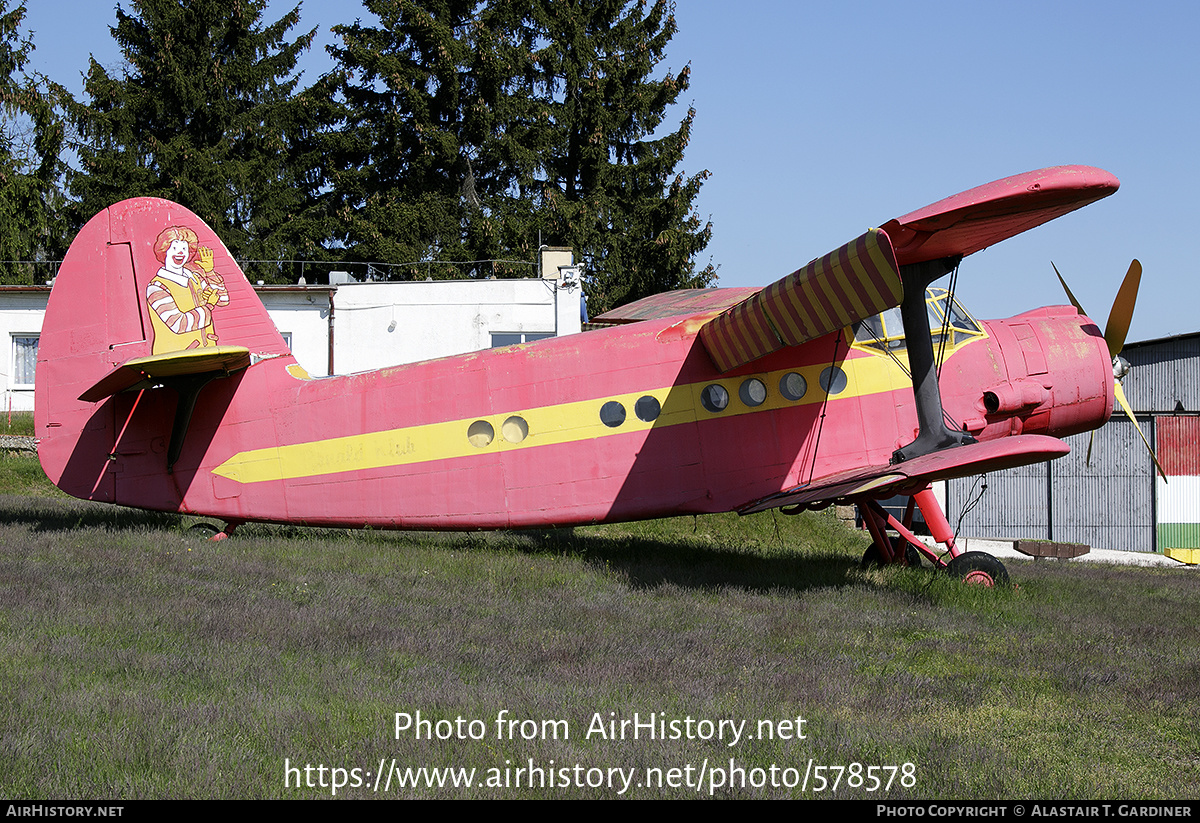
[211, 352, 913, 485]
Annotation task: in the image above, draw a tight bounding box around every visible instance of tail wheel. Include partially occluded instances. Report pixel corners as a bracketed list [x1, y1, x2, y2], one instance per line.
[188, 522, 220, 539]
[945, 551, 1008, 587]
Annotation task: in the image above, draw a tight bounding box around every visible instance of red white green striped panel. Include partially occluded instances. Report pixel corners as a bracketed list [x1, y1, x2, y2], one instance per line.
[1157, 416, 1200, 552]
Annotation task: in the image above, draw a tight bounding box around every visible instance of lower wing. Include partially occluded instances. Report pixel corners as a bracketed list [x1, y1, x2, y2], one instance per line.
[738, 434, 1069, 513]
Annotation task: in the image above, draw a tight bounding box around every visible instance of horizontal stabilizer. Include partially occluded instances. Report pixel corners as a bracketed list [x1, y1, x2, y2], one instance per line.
[738, 435, 1071, 514]
[699, 228, 902, 373]
[79, 345, 251, 402]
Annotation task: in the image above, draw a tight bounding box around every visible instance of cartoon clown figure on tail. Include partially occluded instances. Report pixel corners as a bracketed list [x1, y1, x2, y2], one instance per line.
[146, 225, 230, 355]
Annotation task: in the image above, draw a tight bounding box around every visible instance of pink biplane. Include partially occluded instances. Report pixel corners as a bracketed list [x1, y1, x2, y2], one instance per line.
[35, 166, 1151, 585]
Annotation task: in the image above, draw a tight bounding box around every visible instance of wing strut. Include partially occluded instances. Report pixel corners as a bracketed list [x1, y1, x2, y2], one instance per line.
[891, 257, 976, 464]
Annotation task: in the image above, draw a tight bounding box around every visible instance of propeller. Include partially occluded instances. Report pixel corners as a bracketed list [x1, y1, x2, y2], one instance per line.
[1053, 260, 1167, 480]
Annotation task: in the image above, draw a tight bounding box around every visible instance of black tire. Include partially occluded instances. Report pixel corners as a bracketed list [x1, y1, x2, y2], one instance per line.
[861, 541, 923, 570]
[945, 551, 1009, 587]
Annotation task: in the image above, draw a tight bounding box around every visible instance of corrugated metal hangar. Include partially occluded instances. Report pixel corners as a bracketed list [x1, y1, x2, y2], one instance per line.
[947, 331, 1200, 555]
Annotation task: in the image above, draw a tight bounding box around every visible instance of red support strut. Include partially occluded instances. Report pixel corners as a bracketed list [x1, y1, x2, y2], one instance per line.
[857, 485, 960, 569]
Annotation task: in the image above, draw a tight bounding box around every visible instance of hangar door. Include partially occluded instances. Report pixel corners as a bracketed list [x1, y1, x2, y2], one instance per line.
[947, 417, 1156, 553]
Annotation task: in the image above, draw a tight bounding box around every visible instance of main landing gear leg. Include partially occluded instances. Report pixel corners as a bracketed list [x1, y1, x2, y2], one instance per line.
[858, 487, 1009, 586]
[859, 496, 932, 569]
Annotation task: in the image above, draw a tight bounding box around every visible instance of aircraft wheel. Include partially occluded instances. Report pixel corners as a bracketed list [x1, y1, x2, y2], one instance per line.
[861, 541, 923, 569]
[945, 551, 1009, 587]
[188, 522, 221, 539]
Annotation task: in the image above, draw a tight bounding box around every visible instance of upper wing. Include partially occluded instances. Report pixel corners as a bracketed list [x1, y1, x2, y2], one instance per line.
[881, 165, 1119, 266]
[699, 227, 902, 372]
[696, 165, 1119, 374]
[738, 434, 1071, 514]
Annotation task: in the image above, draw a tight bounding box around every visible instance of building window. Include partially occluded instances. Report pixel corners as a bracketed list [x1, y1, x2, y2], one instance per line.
[491, 332, 554, 348]
[11, 334, 37, 389]
[280, 331, 292, 350]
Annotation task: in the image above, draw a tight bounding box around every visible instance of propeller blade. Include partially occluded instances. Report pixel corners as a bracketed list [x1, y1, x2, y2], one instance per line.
[1104, 259, 1142, 359]
[1085, 430, 1095, 465]
[1113, 380, 1167, 481]
[1052, 262, 1087, 315]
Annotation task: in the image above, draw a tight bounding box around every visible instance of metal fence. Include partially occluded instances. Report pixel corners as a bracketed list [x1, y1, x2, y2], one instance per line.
[0, 257, 539, 286]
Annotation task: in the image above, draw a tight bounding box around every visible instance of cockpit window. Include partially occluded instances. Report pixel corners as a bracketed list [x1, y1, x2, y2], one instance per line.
[930, 288, 985, 345]
[852, 287, 984, 353]
[853, 306, 904, 349]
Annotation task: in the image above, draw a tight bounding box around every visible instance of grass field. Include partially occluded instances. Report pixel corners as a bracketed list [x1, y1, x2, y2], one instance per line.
[0, 450, 1197, 799]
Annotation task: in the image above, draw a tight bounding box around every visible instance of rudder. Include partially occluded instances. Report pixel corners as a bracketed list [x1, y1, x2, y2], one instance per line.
[36, 198, 291, 497]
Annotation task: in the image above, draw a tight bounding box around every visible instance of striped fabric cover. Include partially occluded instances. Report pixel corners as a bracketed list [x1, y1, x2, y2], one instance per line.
[699, 228, 903, 373]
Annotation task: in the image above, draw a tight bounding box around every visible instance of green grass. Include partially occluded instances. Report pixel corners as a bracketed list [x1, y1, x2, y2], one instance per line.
[0, 414, 48, 496]
[2, 411, 34, 436]
[0, 453, 1197, 798]
[0, 453, 64, 496]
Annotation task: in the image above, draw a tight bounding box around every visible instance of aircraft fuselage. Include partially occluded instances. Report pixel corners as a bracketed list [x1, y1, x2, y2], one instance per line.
[44, 302, 1110, 530]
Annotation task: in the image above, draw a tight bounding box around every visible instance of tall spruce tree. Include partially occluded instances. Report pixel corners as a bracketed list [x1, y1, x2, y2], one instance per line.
[315, 0, 529, 275]
[68, 0, 315, 277]
[520, 0, 715, 313]
[315, 0, 470, 270]
[0, 1, 67, 278]
[320, 0, 713, 304]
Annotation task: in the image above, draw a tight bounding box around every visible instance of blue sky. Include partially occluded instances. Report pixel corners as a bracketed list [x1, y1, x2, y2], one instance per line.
[21, 0, 1200, 342]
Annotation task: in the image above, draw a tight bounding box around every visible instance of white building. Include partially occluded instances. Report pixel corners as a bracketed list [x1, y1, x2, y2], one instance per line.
[0, 251, 583, 412]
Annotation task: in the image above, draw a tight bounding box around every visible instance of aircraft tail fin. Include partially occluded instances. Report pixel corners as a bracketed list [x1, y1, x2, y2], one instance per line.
[35, 197, 293, 497]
